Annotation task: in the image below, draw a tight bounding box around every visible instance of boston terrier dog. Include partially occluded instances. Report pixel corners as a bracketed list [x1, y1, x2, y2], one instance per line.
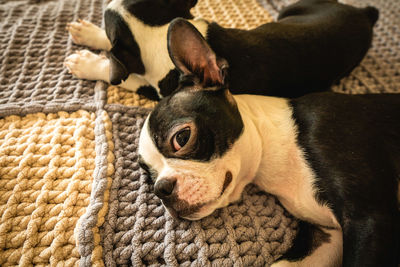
[64, 0, 378, 100]
[137, 12, 400, 266]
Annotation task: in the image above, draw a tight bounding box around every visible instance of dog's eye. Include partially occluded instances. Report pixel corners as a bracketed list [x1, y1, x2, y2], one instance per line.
[172, 127, 191, 151]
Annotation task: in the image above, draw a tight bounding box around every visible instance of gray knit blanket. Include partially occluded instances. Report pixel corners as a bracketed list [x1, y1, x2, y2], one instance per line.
[0, 0, 398, 266]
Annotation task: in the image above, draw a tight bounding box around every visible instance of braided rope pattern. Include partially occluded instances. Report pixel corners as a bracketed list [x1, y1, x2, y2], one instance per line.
[0, 0, 105, 117]
[0, 111, 96, 266]
[0, 1, 115, 265]
[107, 86, 157, 108]
[77, 108, 114, 267]
[99, 106, 297, 267]
[193, 0, 273, 29]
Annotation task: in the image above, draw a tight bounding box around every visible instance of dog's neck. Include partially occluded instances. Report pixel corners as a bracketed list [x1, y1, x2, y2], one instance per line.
[234, 95, 313, 199]
[233, 95, 340, 227]
[108, 0, 209, 88]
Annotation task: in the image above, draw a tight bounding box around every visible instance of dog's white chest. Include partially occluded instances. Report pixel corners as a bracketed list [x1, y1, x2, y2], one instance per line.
[255, 143, 340, 229]
[276, 183, 340, 228]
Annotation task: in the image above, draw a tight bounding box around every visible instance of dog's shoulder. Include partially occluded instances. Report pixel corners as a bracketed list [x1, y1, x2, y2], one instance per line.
[290, 92, 400, 221]
[290, 92, 400, 136]
[290, 92, 400, 173]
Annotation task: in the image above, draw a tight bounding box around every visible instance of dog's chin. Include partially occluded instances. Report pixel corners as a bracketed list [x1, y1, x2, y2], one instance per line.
[179, 213, 206, 221]
[164, 189, 232, 220]
[165, 203, 218, 221]
[164, 171, 234, 220]
[180, 204, 221, 220]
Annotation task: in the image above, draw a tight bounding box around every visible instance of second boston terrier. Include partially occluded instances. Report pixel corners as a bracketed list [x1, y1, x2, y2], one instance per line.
[137, 12, 400, 266]
[65, 0, 378, 99]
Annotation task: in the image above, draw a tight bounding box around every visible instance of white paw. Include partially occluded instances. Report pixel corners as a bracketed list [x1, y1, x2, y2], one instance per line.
[64, 50, 109, 81]
[66, 19, 111, 51]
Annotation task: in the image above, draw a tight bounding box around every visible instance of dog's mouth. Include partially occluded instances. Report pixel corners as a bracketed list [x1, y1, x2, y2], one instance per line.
[163, 198, 204, 219]
[164, 171, 233, 220]
[220, 171, 232, 196]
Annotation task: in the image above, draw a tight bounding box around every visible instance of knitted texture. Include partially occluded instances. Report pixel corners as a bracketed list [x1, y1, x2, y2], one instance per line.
[193, 0, 273, 28]
[0, 1, 115, 266]
[77, 106, 115, 267]
[99, 105, 297, 267]
[107, 86, 157, 109]
[0, 111, 96, 266]
[0, 0, 399, 266]
[0, 0, 105, 117]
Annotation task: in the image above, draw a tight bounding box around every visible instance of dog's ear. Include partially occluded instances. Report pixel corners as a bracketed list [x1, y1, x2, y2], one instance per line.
[167, 18, 228, 87]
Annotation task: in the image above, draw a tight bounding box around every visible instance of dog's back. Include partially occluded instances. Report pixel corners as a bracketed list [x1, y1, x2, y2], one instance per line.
[206, 0, 379, 97]
[291, 93, 400, 188]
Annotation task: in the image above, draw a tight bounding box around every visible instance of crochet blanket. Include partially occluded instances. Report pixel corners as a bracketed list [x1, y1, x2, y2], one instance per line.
[0, 0, 398, 266]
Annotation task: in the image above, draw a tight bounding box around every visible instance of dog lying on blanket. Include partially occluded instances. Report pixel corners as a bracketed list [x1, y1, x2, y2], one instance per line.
[137, 19, 400, 266]
[65, 0, 378, 99]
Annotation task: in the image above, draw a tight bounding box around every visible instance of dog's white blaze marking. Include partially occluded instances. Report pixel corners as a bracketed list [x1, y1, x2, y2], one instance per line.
[235, 95, 340, 229]
[138, 117, 166, 172]
[271, 228, 342, 267]
[108, 0, 209, 91]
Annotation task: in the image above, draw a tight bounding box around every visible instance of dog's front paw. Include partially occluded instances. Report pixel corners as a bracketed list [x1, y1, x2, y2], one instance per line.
[64, 50, 109, 82]
[66, 19, 111, 51]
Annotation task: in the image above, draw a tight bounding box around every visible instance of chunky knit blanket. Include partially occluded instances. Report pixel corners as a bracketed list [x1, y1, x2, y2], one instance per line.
[0, 0, 398, 266]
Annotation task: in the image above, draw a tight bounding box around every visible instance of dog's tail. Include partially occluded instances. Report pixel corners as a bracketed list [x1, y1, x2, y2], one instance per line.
[364, 6, 379, 26]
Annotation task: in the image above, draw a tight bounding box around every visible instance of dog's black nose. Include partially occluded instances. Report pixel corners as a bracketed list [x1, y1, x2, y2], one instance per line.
[154, 178, 176, 199]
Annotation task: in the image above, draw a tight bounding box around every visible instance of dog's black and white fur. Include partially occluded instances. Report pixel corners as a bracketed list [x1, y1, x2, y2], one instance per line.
[137, 13, 400, 266]
[65, 0, 378, 100]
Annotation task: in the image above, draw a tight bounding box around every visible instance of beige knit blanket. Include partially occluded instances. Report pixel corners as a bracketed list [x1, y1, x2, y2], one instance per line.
[0, 0, 398, 266]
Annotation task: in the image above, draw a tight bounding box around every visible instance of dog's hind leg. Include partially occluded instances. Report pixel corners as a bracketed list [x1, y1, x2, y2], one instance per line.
[271, 223, 342, 267]
[67, 19, 112, 51]
[64, 50, 153, 93]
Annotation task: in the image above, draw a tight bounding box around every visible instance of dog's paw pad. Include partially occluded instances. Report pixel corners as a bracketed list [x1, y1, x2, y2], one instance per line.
[64, 50, 108, 81]
[66, 20, 110, 50]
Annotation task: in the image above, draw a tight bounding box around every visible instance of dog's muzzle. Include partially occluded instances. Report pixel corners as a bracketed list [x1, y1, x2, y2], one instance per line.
[154, 177, 202, 218]
[154, 171, 233, 219]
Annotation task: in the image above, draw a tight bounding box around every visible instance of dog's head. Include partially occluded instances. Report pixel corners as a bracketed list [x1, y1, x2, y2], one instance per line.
[105, 0, 198, 85]
[138, 19, 246, 220]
